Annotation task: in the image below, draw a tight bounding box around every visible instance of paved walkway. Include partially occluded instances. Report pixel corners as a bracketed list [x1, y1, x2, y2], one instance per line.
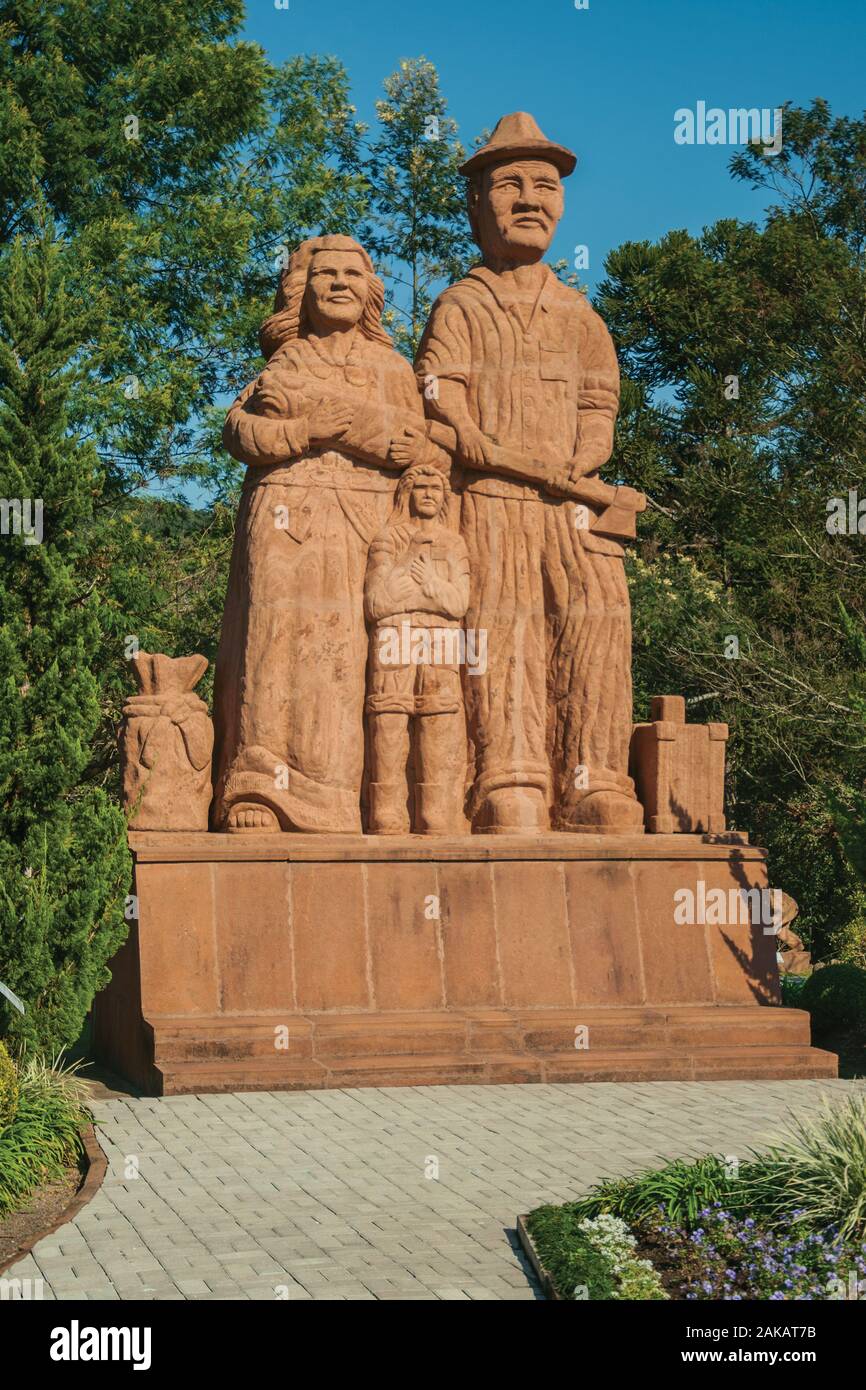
[7, 1079, 863, 1300]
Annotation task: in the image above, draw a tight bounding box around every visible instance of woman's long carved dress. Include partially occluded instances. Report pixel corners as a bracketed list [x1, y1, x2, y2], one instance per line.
[213, 332, 423, 832]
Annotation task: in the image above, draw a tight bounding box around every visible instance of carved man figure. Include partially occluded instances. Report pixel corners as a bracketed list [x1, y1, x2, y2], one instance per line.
[415, 112, 644, 834]
[364, 465, 469, 836]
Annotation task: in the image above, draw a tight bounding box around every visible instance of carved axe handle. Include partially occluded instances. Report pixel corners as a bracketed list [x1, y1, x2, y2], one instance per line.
[426, 421, 646, 536]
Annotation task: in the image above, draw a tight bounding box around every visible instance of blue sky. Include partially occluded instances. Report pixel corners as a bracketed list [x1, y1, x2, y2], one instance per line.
[241, 0, 866, 292]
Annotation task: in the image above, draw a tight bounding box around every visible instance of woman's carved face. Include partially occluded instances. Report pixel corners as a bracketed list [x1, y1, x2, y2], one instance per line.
[304, 250, 369, 332]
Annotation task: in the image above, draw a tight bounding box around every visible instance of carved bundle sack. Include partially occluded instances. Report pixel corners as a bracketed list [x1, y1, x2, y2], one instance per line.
[120, 653, 213, 830]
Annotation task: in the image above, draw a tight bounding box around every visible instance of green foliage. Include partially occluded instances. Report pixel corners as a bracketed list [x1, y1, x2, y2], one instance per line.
[0, 1039, 17, 1128]
[800, 963, 866, 1035]
[558, 1093, 866, 1251]
[361, 57, 475, 357]
[525, 1205, 619, 1300]
[566, 1155, 742, 1227]
[0, 218, 130, 1053]
[823, 606, 866, 963]
[0, 5, 369, 500]
[0, 1053, 89, 1216]
[603, 100, 866, 962]
[737, 1093, 866, 1243]
[627, 554, 730, 722]
[754, 792, 866, 967]
[780, 972, 808, 1006]
[525, 1208, 667, 1300]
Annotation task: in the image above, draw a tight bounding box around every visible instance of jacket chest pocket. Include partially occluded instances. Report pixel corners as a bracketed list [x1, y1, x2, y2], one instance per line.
[539, 348, 571, 382]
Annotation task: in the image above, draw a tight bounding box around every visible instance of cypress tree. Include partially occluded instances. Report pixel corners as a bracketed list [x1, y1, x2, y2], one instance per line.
[0, 220, 129, 1052]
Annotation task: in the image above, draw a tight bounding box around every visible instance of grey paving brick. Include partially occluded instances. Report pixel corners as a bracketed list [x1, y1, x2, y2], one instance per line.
[4, 1079, 863, 1301]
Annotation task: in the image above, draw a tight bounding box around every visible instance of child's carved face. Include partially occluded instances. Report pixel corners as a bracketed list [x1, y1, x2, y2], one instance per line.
[410, 476, 445, 519]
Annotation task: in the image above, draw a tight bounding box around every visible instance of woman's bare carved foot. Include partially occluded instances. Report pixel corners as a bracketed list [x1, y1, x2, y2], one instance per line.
[226, 802, 280, 833]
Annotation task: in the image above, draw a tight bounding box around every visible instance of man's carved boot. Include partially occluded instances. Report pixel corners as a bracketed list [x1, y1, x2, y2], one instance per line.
[565, 787, 645, 835]
[475, 786, 548, 834]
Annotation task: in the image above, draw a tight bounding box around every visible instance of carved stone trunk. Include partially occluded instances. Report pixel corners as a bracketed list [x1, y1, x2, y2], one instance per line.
[630, 695, 728, 834]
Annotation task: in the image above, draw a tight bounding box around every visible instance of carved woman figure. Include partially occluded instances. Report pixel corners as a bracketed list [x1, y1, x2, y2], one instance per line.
[213, 235, 439, 833]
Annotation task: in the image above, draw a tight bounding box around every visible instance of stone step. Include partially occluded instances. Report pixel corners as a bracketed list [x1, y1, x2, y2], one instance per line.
[155, 1042, 838, 1095]
[149, 1004, 812, 1064]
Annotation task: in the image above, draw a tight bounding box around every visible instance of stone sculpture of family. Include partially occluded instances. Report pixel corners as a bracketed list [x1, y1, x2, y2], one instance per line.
[209, 112, 647, 839]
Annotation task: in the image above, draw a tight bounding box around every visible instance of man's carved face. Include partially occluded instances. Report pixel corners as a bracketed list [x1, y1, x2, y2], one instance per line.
[473, 159, 564, 264]
[305, 250, 368, 332]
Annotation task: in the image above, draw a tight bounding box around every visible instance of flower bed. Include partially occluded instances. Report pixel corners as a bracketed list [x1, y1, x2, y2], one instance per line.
[523, 1094, 866, 1301]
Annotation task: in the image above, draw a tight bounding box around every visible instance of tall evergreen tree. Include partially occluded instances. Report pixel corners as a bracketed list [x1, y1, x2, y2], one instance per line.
[0, 219, 129, 1051]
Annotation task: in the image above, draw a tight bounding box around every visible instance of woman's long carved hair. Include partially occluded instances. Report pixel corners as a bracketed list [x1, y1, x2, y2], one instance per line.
[259, 235, 392, 360]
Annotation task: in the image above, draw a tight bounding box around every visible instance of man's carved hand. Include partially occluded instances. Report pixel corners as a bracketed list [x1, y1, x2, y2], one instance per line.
[308, 399, 353, 445]
[544, 463, 577, 500]
[390, 424, 431, 470]
[410, 548, 444, 603]
[567, 450, 605, 483]
[454, 422, 493, 469]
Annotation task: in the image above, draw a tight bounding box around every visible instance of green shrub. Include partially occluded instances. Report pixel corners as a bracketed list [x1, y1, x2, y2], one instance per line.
[737, 1093, 866, 1242]
[0, 1041, 18, 1129]
[0, 229, 131, 1057]
[780, 973, 808, 1007]
[800, 963, 866, 1035]
[566, 1154, 743, 1226]
[0, 1055, 90, 1217]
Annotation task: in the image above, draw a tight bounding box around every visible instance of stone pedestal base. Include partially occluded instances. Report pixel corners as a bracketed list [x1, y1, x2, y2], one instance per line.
[92, 832, 837, 1094]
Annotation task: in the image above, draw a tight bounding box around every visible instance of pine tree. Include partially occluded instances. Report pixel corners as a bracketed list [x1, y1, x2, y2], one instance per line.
[0, 219, 129, 1052]
[361, 58, 474, 357]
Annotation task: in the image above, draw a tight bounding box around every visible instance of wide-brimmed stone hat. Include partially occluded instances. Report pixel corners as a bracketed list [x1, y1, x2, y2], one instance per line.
[458, 111, 577, 178]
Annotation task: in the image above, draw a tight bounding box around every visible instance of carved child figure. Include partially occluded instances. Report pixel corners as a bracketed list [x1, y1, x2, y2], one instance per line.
[364, 465, 469, 835]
